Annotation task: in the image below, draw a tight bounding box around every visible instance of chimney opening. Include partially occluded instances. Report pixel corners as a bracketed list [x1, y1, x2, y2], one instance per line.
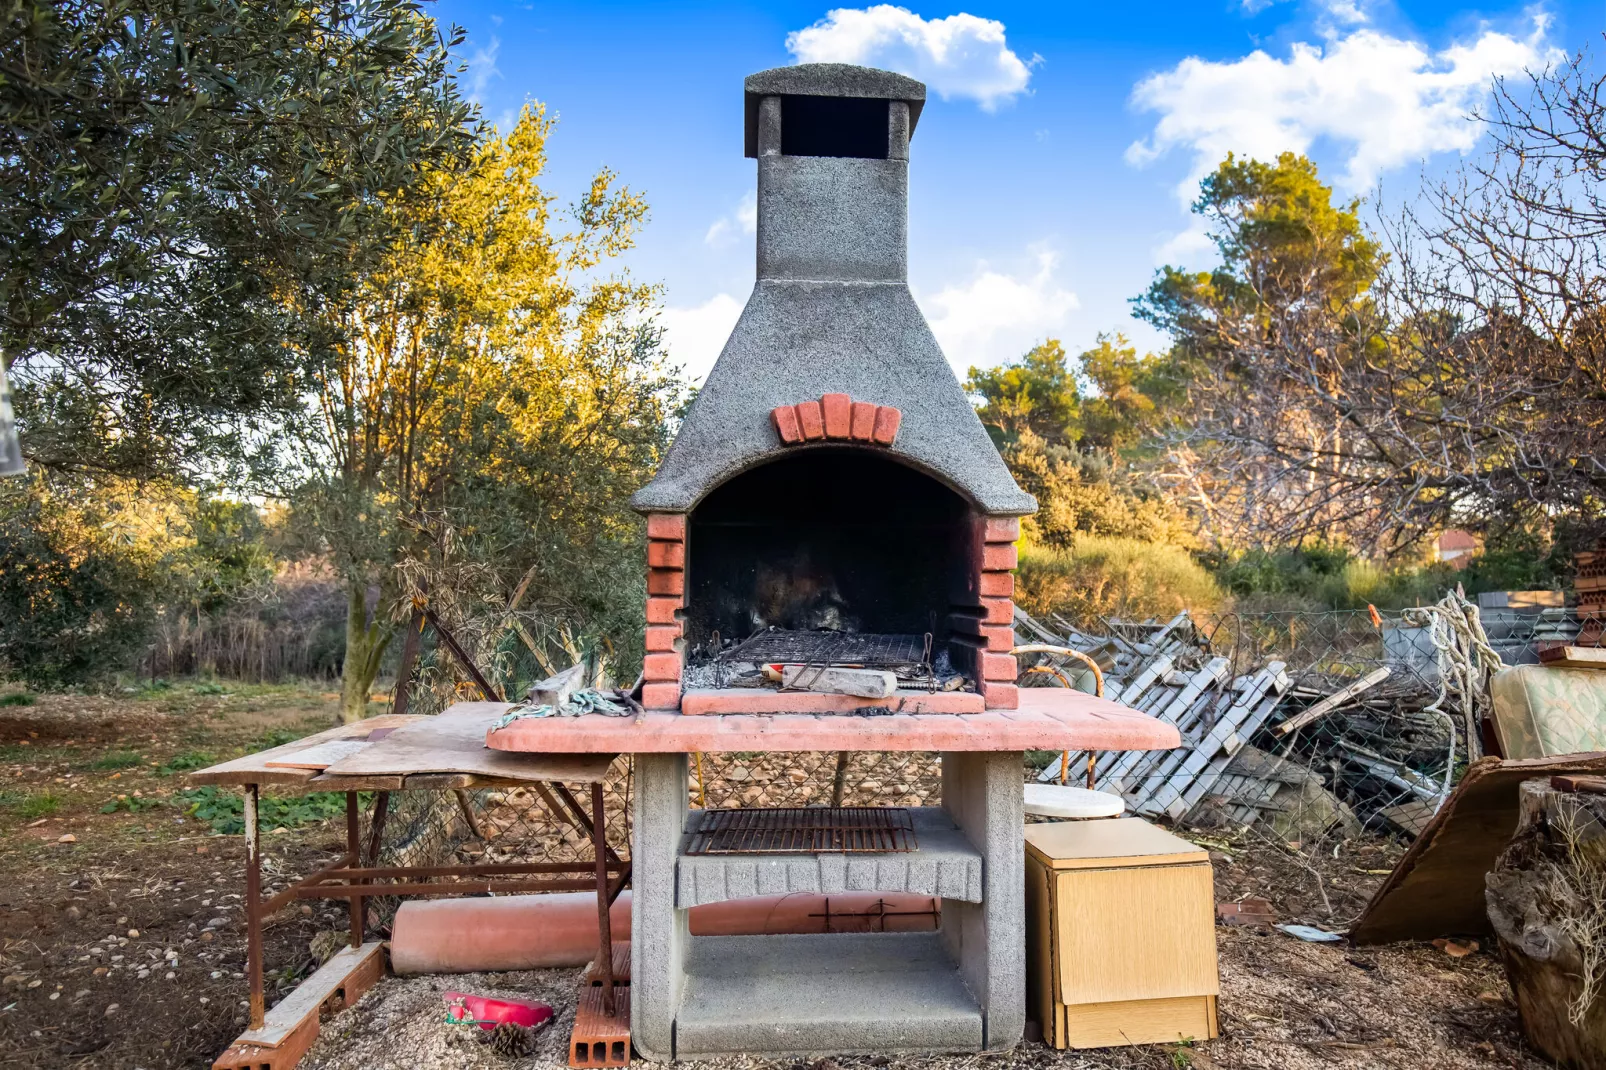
[780, 95, 890, 159]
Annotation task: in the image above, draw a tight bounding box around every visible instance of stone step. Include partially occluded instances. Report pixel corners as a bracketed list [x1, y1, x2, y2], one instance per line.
[676, 807, 983, 907]
[673, 931, 983, 1056]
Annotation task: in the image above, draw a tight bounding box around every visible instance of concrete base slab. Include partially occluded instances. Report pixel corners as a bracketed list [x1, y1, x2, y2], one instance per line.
[674, 932, 982, 1056]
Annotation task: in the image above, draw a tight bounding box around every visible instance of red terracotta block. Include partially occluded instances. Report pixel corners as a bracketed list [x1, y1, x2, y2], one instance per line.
[981, 543, 1018, 571]
[798, 400, 826, 440]
[646, 569, 684, 597]
[486, 689, 1182, 753]
[645, 625, 681, 653]
[978, 572, 1014, 597]
[979, 680, 1019, 710]
[981, 597, 1013, 625]
[645, 596, 681, 625]
[850, 401, 877, 441]
[983, 516, 1020, 543]
[980, 625, 1015, 651]
[645, 514, 686, 542]
[641, 682, 681, 710]
[647, 540, 684, 569]
[871, 405, 901, 445]
[643, 653, 682, 682]
[981, 653, 1017, 681]
[821, 393, 852, 439]
[772, 405, 804, 444]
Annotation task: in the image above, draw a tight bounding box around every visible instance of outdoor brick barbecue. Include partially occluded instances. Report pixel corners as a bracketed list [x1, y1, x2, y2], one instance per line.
[488, 62, 1179, 1061]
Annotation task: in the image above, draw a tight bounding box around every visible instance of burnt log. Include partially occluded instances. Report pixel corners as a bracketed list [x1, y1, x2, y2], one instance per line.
[1487, 779, 1606, 1068]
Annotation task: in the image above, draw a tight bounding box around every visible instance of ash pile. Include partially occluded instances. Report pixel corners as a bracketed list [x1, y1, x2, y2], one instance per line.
[1019, 606, 1470, 841]
[681, 628, 972, 697]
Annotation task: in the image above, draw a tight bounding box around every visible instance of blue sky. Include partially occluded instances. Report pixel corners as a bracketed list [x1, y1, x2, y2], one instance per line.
[434, 0, 1603, 382]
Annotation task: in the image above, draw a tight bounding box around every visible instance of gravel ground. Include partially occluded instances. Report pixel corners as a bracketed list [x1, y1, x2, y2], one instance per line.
[300, 922, 1547, 1070]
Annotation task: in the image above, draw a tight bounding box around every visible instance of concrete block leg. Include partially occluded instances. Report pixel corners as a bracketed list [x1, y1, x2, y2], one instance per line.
[631, 753, 689, 1061]
[940, 750, 1025, 1051]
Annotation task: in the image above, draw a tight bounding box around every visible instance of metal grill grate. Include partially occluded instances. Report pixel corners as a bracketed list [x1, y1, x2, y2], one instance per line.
[684, 806, 918, 854]
[716, 630, 929, 669]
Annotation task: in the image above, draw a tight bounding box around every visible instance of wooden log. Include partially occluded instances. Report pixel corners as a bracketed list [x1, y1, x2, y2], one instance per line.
[1488, 780, 1606, 1068]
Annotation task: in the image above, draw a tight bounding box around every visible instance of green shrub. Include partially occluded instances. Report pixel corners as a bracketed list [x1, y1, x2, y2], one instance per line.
[179, 786, 364, 835]
[0, 692, 36, 706]
[1016, 537, 1223, 627]
[89, 750, 143, 771]
[1, 791, 62, 818]
[158, 751, 212, 775]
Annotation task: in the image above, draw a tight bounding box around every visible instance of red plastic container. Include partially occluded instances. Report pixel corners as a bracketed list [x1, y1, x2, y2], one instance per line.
[443, 991, 555, 1032]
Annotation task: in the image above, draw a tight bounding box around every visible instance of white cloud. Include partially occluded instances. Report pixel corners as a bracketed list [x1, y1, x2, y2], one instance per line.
[704, 191, 758, 247]
[659, 294, 745, 383]
[466, 37, 501, 104]
[1153, 221, 1215, 268]
[920, 248, 1079, 374]
[1242, 0, 1370, 23]
[1128, 16, 1557, 197]
[786, 6, 1036, 110]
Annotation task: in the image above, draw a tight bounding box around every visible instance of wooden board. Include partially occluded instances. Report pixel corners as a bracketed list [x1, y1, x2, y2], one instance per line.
[263, 740, 369, 771]
[188, 716, 424, 787]
[1053, 862, 1218, 1005]
[323, 703, 615, 784]
[1060, 995, 1217, 1049]
[1350, 752, 1606, 944]
[1539, 646, 1606, 670]
[1026, 817, 1209, 871]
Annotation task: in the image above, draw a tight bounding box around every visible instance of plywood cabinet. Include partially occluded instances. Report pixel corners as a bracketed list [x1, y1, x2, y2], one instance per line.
[1026, 818, 1219, 1049]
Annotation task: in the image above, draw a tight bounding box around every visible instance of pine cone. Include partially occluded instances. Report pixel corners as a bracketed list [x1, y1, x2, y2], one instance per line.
[486, 1021, 535, 1057]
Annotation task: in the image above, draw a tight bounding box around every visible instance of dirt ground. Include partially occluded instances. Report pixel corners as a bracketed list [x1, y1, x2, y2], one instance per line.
[0, 684, 1554, 1070]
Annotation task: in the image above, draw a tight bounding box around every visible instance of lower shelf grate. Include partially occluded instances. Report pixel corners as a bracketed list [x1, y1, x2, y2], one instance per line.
[686, 806, 917, 854]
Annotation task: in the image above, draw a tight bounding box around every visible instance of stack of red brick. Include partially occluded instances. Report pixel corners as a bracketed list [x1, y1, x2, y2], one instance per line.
[1577, 546, 1606, 647]
[643, 514, 686, 709]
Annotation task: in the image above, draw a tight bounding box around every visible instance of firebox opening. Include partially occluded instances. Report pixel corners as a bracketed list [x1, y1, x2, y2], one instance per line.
[684, 449, 986, 688]
[780, 95, 890, 159]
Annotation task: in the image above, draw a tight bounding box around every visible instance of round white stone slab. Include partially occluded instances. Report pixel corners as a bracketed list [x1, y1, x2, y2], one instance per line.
[1023, 783, 1126, 819]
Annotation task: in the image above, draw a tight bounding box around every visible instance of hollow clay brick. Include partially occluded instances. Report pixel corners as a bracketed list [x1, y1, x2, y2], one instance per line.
[981, 598, 1012, 625]
[645, 597, 682, 625]
[797, 400, 826, 440]
[981, 544, 1018, 571]
[772, 405, 804, 444]
[645, 625, 681, 653]
[981, 653, 1017, 681]
[871, 405, 901, 445]
[821, 393, 852, 439]
[647, 569, 684, 597]
[850, 401, 877, 441]
[643, 653, 682, 682]
[645, 514, 686, 542]
[979, 680, 1019, 709]
[983, 516, 1020, 543]
[646, 540, 685, 569]
[641, 683, 681, 710]
[979, 572, 1014, 597]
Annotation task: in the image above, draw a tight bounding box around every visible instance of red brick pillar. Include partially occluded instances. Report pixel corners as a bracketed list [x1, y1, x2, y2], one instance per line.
[977, 516, 1019, 710]
[643, 514, 686, 710]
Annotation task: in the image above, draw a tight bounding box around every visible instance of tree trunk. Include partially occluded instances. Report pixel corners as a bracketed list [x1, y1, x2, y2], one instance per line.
[1488, 779, 1606, 1069]
[340, 580, 394, 724]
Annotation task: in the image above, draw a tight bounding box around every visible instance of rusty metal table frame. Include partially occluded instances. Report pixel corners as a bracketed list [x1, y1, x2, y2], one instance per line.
[238, 778, 629, 1030]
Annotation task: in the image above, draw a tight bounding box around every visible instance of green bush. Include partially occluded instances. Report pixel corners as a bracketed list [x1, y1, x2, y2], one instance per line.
[180, 786, 365, 835]
[1016, 537, 1223, 627]
[0, 692, 36, 706]
[89, 750, 143, 771]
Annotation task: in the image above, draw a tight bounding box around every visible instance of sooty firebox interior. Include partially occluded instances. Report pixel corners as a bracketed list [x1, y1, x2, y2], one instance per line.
[685, 450, 983, 674]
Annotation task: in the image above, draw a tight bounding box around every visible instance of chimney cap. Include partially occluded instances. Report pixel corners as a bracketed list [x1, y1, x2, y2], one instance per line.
[744, 63, 926, 158]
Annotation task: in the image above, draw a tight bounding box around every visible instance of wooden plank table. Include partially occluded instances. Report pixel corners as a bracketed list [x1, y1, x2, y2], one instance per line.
[189, 706, 625, 1060]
